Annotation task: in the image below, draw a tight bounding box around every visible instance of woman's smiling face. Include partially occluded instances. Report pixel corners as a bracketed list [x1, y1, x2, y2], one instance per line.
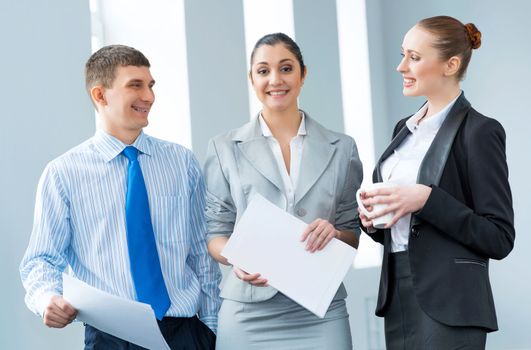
[250, 43, 306, 114]
[396, 25, 450, 99]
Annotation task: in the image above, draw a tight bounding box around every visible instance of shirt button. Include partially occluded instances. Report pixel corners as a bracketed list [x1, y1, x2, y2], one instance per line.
[296, 208, 307, 217]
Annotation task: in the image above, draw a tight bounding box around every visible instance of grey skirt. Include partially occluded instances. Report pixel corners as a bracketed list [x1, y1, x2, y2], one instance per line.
[216, 292, 352, 350]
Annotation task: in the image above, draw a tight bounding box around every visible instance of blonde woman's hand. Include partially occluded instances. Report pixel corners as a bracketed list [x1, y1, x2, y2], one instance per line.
[362, 184, 431, 228]
[358, 191, 376, 230]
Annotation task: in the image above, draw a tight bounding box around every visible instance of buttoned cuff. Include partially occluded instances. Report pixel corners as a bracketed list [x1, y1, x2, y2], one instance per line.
[199, 315, 218, 334]
[36, 291, 58, 318]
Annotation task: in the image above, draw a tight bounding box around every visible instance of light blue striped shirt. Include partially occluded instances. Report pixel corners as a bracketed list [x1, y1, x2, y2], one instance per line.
[20, 130, 222, 331]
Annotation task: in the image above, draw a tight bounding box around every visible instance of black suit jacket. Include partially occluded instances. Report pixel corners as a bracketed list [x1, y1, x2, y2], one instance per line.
[366, 93, 515, 331]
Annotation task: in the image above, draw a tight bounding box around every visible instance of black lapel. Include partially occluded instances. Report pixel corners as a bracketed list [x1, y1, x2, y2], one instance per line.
[417, 93, 470, 186]
[411, 93, 470, 226]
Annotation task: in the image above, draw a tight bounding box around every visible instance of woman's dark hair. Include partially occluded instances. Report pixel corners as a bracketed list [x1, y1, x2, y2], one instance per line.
[250, 33, 305, 77]
[418, 16, 481, 80]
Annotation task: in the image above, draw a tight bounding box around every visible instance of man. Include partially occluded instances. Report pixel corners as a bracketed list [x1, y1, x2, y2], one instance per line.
[20, 45, 221, 349]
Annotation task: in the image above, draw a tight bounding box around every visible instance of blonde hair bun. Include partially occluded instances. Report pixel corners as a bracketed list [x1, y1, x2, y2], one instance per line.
[464, 23, 482, 49]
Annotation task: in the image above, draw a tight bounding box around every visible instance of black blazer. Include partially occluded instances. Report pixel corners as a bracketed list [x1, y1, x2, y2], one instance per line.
[366, 93, 515, 331]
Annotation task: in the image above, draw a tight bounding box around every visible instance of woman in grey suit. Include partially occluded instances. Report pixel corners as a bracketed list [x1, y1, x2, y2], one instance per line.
[203, 33, 363, 349]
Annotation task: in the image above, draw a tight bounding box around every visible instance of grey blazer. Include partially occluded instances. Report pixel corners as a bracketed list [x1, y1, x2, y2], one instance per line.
[203, 112, 363, 303]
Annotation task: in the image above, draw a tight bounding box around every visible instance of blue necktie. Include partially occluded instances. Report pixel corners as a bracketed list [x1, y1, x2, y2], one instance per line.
[123, 146, 170, 320]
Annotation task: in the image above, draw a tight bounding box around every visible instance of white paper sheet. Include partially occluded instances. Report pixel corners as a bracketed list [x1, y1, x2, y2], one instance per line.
[221, 194, 357, 318]
[63, 273, 170, 350]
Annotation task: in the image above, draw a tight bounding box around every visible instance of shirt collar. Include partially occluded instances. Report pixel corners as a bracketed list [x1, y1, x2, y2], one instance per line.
[406, 93, 460, 133]
[258, 111, 307, 138]
[92, 129, 152, 162]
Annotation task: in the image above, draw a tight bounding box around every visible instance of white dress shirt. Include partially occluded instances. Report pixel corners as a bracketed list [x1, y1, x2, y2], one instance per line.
[258, 112, 306, 215]
[381, 95, 459, 252]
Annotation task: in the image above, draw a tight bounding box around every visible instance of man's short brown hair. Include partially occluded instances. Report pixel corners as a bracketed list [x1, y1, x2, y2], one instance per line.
[84, 45, 150, 93]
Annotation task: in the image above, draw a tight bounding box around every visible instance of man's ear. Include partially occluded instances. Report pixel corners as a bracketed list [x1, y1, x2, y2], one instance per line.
[444, 56, 461, 77]
[90, 85, 106, 108]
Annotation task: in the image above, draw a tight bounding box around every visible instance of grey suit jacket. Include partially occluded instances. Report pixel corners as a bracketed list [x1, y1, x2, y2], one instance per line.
[203, 112, 363, 303]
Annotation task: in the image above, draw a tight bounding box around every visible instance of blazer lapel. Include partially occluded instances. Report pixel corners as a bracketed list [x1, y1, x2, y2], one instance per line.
[294, 116, 337, 204]
[234, 117, 285, 193]
[411, 93, 470, 226]
[417, 93, 470, 186]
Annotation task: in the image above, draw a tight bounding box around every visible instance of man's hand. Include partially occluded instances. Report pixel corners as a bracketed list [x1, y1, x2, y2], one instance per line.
[43, 295, 77, 328]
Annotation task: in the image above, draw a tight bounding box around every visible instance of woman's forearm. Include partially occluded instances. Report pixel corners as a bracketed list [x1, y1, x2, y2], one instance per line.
[207, 236, 231, 265]
[337, 230, 359, 249]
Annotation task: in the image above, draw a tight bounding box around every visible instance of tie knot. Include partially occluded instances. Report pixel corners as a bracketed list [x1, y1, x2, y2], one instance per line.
[123, 146, 139, 162]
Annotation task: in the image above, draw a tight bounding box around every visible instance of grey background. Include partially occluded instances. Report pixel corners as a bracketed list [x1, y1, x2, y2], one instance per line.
[1, 0, 529, 349]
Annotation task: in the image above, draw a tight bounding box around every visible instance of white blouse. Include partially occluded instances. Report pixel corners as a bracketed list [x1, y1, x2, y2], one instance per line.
[381, 95, 459, 252]
[258, 112, 306, 215]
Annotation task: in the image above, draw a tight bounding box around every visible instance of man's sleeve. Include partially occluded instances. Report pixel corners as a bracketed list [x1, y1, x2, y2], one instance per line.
[186, 154, 222, 333]
[20, 162, 71, 317]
